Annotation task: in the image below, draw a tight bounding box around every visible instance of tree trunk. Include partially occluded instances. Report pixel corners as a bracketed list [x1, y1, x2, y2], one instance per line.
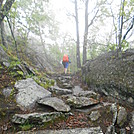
[0, 0, 15, 25]
[6, 16, 19, 59]
[118, 0, 125, 51]
[0, 0, 8, 48]
[74, 0, 81, 68]
[0, 21, 8, 48]
[83, 0, 89, 65]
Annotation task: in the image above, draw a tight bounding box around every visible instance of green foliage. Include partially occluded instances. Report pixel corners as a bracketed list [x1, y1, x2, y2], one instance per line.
[107, 43, 118, 51]
[9, 1, 20, 19]
[121, 40, 129, 51]
[0, 43, 7, 52]
[10, 88, 15, 97]
[9, 60, 21, 69]
[19, 124, 33, 131]
[17, 71, 24, 76]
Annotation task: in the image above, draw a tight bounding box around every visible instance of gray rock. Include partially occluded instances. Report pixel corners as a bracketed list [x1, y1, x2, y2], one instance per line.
[12, 112, 64, 125]
[15, 78, 51, 110]
[62, 83, 73, 89]
[130, 111, 134, 130]
[49, 86, 72, 95]
[72, 86, 83, 96]
[117, 106, 127, 127]
[57, 76, 72, 84]
[3, 62, 10, 67]
[105, 125, 117, 134]
[89, 110, 101, 121]
[73, 86, 98, 99]
[82, 49, 134, 106]
[66, 96, 99, 108]
[110, 103, 118, 125]
[0, 46, 9, 62]
[128, 97, 134, 104]
[60, 76, 72, 80]
[16, 126, 103, 134]
[2, 87, 12, 97]
[119, 129, 126, 134]
[38, 97, 71, 112]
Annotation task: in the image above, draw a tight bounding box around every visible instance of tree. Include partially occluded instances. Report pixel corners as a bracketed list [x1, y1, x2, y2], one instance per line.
[74, 0, 81, 68]
[118, 0, 125, 51]
[0, 0, 15, 25]
[0, 0, 8, 48]
[83, 0, 99, 64]
[115, 0, 134, 51]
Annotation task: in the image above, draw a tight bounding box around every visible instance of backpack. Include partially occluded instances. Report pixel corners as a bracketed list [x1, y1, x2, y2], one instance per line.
[63, 54, 69, 62]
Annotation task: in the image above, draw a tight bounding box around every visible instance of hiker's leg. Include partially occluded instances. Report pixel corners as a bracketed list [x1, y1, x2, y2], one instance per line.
[66, 62, 69, 74]
[65, 68, 67, 74]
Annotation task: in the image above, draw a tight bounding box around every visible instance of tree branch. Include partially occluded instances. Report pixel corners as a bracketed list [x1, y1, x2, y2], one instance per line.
[88, 9, 99, 28]
[122, 16, 134, 41]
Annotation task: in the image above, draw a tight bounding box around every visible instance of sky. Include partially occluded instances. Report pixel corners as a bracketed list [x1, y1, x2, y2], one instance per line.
[50, 0, 79, 38]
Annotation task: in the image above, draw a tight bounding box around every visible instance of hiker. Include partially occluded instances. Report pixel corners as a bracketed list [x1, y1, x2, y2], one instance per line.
[62, 54, 71, 74]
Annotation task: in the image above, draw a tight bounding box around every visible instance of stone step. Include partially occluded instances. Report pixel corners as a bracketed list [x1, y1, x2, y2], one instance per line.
[16, 127, 103, 134]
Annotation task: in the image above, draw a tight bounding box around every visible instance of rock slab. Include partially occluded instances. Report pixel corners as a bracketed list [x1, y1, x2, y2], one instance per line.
[38, 97, 71, 112]
[15, 78, 51, 110]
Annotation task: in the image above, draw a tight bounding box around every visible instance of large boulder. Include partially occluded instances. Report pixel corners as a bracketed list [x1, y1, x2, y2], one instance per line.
[15, 78, 51, 110]
[82, 49, 134, 104]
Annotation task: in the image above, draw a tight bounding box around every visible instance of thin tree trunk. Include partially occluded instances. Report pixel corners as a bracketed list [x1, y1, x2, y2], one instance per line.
[0, 0, 8, 49]
[6, 15, 19, 59]
[118, 0, 125, 51]
[0, 21, 8, 48]
[83, 0, 89, 65]
[75, 0, 81, 68]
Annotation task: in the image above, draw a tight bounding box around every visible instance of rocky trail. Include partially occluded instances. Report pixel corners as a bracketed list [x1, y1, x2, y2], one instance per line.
[0, 66, 134, 134]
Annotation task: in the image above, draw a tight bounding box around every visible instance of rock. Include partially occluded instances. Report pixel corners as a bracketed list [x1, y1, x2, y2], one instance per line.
[56, 76, 73, 89]
[110, 103, 118, 125]
[59, 75, 72, 80]
[15, 78, 51, 110]
[89, 110, 101, 121]
[12, 112, 64, 125]
[72, 86, 83, 96]
[119, 128, 126, 134]
[57, 76, 72, 84]
[2, 87, 12, 97]
[62, 83, 73, 89]
[105, 125, 117, 134]
[37, 97, 71, 112]
[73, 86, 98, 99]
[128, 97, 134, 104]
[66, 96, 99, 108]
[129, 111, 134, 130]
[82, 49, 134, 105]
[16, 126, 103, 134]
[117, 106, 127, 127]
[49, 86, 72, 95]
[2, 62, 10, 67]
[0, 46, 9, 62]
